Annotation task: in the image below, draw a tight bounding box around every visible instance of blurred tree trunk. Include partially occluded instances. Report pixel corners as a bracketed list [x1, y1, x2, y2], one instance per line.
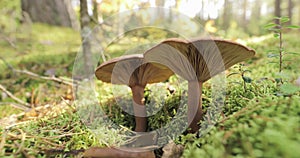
[80, 0, 93, 78]
[253, 0, 261, 19]
[201, 0, 205, 20]
[21, 0, 79, 29]
[287, 0, 293, 25]
[298, 1, 300, 26]
[249, 0, 261, 34]
[92, 0, 99, 23]
[155, 0, 165, 7]
[222, 0, 232, 30]
[274, 0, 281, 25]
[241, 0, 248, 30]
[155, 0, 165, 18]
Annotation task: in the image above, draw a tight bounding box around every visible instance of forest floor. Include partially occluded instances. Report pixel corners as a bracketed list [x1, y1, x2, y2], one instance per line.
[0, 23, 300, 157]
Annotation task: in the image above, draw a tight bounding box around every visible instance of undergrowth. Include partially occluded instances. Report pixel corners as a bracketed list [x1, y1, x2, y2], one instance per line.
[0, 8, 299, 157]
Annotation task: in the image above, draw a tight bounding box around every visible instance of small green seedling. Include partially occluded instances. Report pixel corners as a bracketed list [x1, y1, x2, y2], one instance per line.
[264, 16, 300, 73]
[227, 64, 252, 92]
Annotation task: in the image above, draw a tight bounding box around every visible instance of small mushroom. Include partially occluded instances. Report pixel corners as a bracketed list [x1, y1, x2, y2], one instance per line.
[95, 54, 173, 132]
[144, 38, 255, 133]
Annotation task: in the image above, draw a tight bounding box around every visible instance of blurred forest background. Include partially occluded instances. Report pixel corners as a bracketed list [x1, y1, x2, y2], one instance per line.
[0, 0, 300, 64]
[0, 0, 299, 78]
[6, 0, 300, 34]
[0, 0, 300, 157]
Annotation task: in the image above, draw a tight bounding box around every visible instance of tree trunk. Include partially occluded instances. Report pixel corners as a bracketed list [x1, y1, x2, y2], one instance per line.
[155, 0, 165, 19]
[275, 0, 281, 25]
[92, 0, 99, 22]
[252, 0, 261, 20]
[201, 0, 205, 20]
[80, 0, 93, 78]
[299, 1, 300, 26]
[21, 0, 79, 29]
[287, 0, 293, 25]
[249, 0, 261, 34]
[222, 0, 232, 30]
[241, 0, 248, 31]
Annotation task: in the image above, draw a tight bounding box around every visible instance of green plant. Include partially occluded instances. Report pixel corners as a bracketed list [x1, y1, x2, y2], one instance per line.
[227, 64, 252, 92]
[264, 16, 300, 73]
[182, 96, 300, 158]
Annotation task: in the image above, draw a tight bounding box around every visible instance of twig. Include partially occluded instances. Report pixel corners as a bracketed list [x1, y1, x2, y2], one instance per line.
[0, 35, 17, 49]
[13, 69, 74, 86]
[0, 84, 31, 108]
[38, 138, 65, 148]
[0, 57, 79, 86]
[0, 130, 7, 155]
[4, 120, 31, 130]
[15, 129, 26, 154]
[0, 102, 30, 111]
[0, 56, 14, 70]
[49, 132, 84, 139]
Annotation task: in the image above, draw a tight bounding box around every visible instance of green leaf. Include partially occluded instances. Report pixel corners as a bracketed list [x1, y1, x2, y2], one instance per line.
[242, 76, 252, 83]
[264, 23, 278, 29]
[285, 25, 300, 29]
[275, 78, 282, 83]
[267, 54, 279, 58]
[280, 16, 290, 23]
[273, 33, 280, 38]
[282, 59, 292, 62]
[227, 72, 240, 77]
[280, 83, 300, 95]
[285, 52, 300, 55]
[274, 16, 281, 20]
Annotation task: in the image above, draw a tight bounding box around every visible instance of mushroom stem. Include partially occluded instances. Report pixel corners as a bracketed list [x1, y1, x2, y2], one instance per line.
[188, 81, 203, 133]
[131, 85, 147, 132]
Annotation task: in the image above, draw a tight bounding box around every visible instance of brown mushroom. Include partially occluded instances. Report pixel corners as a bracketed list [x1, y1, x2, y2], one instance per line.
[83, 147, 155, 158]
[144, 38, 255, 133]
[95, 54, 173, 132]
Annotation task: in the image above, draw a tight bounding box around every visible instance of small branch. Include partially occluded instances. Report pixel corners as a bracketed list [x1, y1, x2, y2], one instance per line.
[15, 129, 26, 154]
[13, 69, 75, 86]
[0, 57, 78, 86]
[279, 31, 283, 73]
[0, 84, 31, 108]
[0, 56, 14, 70]
[0, 130, 7, 155]
[0, 102, 30, 111]
[0, 35, 17, 49]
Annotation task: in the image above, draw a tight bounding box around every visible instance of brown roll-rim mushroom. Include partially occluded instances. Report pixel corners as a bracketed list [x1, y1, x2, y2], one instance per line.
[95, 54, 174, 132]
[144, 38, 255, 133]
[83, 147, 156, 158]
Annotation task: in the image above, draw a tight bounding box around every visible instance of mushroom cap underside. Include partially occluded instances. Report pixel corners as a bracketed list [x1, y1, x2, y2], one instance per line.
[144, 38, 255, 82]
[95, 54, 174, 87]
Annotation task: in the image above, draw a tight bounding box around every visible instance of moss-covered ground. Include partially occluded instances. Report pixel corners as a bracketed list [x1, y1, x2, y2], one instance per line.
[0, 1, 299, 157]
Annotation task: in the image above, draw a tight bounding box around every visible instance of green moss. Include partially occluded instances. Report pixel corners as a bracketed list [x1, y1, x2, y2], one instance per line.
[183, 96, 300, 158]
[0, 104, 22, 118]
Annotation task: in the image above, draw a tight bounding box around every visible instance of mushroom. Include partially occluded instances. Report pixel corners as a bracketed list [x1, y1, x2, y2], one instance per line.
[83, 147, 155, 158]
[144, 38, 255, 133]
[95, 54, 173, 132]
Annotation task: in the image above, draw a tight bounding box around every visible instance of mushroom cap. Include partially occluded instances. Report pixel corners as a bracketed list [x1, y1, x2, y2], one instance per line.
[144, 38, 255, 82]
[95, 54, 174, 87]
